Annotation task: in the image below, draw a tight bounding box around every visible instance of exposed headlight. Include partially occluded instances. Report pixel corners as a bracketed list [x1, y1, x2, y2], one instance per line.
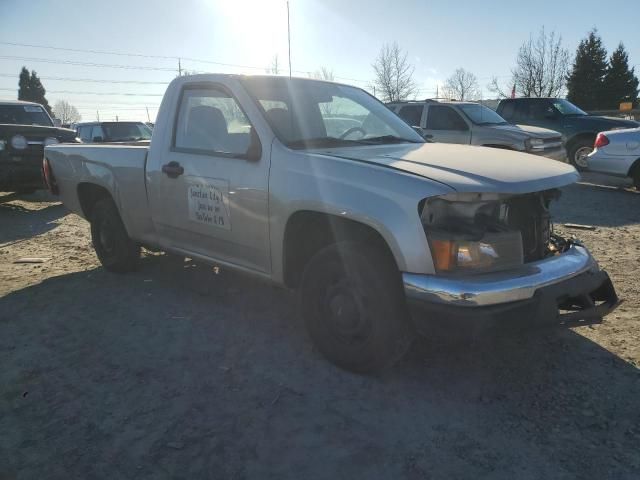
[0, 140, 6, 151]
[44, 137, 59, 146]
[10, 134, 27, 150]
[525, 138, 545, 151]
[429, 231, 523, 273]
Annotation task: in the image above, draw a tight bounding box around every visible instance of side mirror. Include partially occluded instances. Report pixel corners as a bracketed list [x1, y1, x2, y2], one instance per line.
[53, 118, 62, 127]
[245, 128, 262, 161]
[544, 109, 558, 120]
[92, 136, 104, 143]
[412, 126, 427, 137]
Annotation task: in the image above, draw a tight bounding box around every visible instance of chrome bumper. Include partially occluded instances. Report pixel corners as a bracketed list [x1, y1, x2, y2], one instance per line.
[535, 147, 567, 162]
[403, 245, 599, 307]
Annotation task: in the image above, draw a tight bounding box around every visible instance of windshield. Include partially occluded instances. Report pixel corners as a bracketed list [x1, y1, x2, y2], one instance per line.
[0, 104, 53, 126]
[552, 99, 587, 116]
[459, 104, 508, 125]
[241, 77, 424, 149]
[102, 122, 152, 141]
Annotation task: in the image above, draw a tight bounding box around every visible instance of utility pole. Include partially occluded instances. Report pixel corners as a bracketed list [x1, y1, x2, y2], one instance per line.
[96, 110, 100, 121]
[178, 58, 182, 76]
[146, 106, 151, 123]
[116, 115, 119, 122]
[287, 1, 292, 77]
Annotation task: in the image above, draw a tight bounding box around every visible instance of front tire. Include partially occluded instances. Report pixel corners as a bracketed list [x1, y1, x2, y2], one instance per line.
[568, 139, 593, 171]
[299, 241, 414, 373]
[90, 198, 140, 273]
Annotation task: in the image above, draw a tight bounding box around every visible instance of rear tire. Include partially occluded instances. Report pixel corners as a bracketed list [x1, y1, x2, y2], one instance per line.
[633, 169, 640, 190]
[299, 241, 414, 373]
[90, 198, 140, 273]
[568, 139, 593, 171]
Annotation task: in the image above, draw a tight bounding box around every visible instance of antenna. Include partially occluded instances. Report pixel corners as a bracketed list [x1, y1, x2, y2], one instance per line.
[287, 1, 292, 77]
[178, 58, 182, 76]
[146, 106, 150, 122]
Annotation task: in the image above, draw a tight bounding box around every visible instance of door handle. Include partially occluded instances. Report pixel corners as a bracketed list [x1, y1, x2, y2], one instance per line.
[161, 161, 184, 178]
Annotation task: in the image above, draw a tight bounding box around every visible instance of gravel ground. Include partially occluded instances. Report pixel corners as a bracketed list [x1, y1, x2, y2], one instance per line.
[1, 173, 639, 479]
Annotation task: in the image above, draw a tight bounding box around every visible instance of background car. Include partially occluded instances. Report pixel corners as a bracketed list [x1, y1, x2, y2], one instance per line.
[586, 127, 640, 188]
[76, 121, 153, 143]
[496, 97, 639, 169]
[387, 99, 565, 160]
[0, 99, 77, 193]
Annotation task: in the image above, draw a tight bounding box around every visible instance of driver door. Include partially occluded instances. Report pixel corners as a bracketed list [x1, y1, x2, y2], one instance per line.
[146, 83, 271, 273]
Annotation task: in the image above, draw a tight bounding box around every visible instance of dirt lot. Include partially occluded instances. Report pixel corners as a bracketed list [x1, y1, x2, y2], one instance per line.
[1, 173, 639, 479]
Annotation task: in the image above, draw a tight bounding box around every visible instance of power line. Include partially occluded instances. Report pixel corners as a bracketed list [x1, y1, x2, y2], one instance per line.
[0, 87, 163, 97]
[0, 73, 170, 85]
[0, 55, 177, 72]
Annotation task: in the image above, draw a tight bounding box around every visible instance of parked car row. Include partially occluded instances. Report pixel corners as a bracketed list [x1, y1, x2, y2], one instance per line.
[387, 99, 565, 160]
[42, 74, 619, 373]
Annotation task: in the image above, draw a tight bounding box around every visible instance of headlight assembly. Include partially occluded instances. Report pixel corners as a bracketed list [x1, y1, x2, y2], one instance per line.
[10, 134, 27, 150]
[525, 138, 545, 151]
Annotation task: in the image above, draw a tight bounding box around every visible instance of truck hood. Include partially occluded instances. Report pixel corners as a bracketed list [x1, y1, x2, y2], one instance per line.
[0, 123, 77, 141]
[313, 143, 579, 194]
[508, 124, 562, 138]
[568, 115, 639, 130]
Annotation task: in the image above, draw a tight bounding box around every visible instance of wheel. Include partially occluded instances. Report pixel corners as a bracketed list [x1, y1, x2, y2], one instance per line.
[633, 169, 640, 190]
[90, 198, 140, 273]
[568, 139, 594, 171]
[299, 241, 414, 373]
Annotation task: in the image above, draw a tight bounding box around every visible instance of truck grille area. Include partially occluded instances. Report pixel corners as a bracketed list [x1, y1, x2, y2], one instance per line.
[504, 193, 554, 262]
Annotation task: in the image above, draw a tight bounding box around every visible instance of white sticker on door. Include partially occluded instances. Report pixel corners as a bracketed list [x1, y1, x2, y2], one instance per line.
[187, 181, 230, 230]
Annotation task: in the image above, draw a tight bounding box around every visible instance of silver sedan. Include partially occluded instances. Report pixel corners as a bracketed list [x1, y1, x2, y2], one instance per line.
[587, 127, 640, 189]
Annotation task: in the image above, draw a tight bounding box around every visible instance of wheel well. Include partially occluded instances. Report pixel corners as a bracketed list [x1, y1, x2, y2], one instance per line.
[282, 211, 397, 288]
[567, 133, 596, 152]
[77, 183, 113, 220]
[628, 158, 640, 178]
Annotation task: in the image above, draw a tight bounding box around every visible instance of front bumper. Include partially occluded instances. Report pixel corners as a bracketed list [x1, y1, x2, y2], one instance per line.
[404, 245, 619, 333]
[0, 153, 45, 190]
[534, 146, 567, 162]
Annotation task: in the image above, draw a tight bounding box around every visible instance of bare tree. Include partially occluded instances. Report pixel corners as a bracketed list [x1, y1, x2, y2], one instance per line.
[372, 42, 417, 102]
[489, 27, 569, 98]
[53, 100, 81, 124]
[443, 68, 480, 100]
[266, 55, 280, 75]
[311, 67, 335, 82]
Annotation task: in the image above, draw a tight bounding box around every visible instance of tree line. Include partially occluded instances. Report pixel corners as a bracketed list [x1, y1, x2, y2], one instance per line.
[372, 28, 638, 111]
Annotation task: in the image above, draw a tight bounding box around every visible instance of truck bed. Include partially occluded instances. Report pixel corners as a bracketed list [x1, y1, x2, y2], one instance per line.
[45, 143, 156, 244]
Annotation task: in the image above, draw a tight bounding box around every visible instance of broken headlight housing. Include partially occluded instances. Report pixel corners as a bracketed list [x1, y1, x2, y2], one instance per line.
[420, 190, 559, 274]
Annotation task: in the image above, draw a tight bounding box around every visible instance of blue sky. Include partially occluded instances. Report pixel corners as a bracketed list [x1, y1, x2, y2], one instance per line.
[1, 0, 637, 121]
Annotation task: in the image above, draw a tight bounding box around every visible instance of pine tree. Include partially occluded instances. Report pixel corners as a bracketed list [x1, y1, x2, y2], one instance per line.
[18, 67, 30, 101]
[16, 67, 52, 115]
[603, 43, 639, 109]
[28, 70, 52, 115]
[567, 29, 608, 110]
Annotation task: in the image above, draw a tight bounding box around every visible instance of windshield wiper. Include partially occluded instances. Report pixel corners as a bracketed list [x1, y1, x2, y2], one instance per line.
[285, 137, 365, 149]
[356, 135, 421, 145]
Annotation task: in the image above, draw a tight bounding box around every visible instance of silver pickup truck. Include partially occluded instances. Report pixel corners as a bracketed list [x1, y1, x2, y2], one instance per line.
[44, 74, 618, 373]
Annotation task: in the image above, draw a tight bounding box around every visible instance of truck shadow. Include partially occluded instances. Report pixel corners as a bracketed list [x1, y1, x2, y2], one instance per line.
[0, 192, 67, 246]
[1, 255, 638, 478]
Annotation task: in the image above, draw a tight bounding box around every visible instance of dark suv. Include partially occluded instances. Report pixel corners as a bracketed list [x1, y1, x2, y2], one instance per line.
[497, 97, 639, 169]
[0, 100, 77, 193]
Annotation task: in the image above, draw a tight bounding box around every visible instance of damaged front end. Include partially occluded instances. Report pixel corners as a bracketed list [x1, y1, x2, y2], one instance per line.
[404, 189, 619, 330]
